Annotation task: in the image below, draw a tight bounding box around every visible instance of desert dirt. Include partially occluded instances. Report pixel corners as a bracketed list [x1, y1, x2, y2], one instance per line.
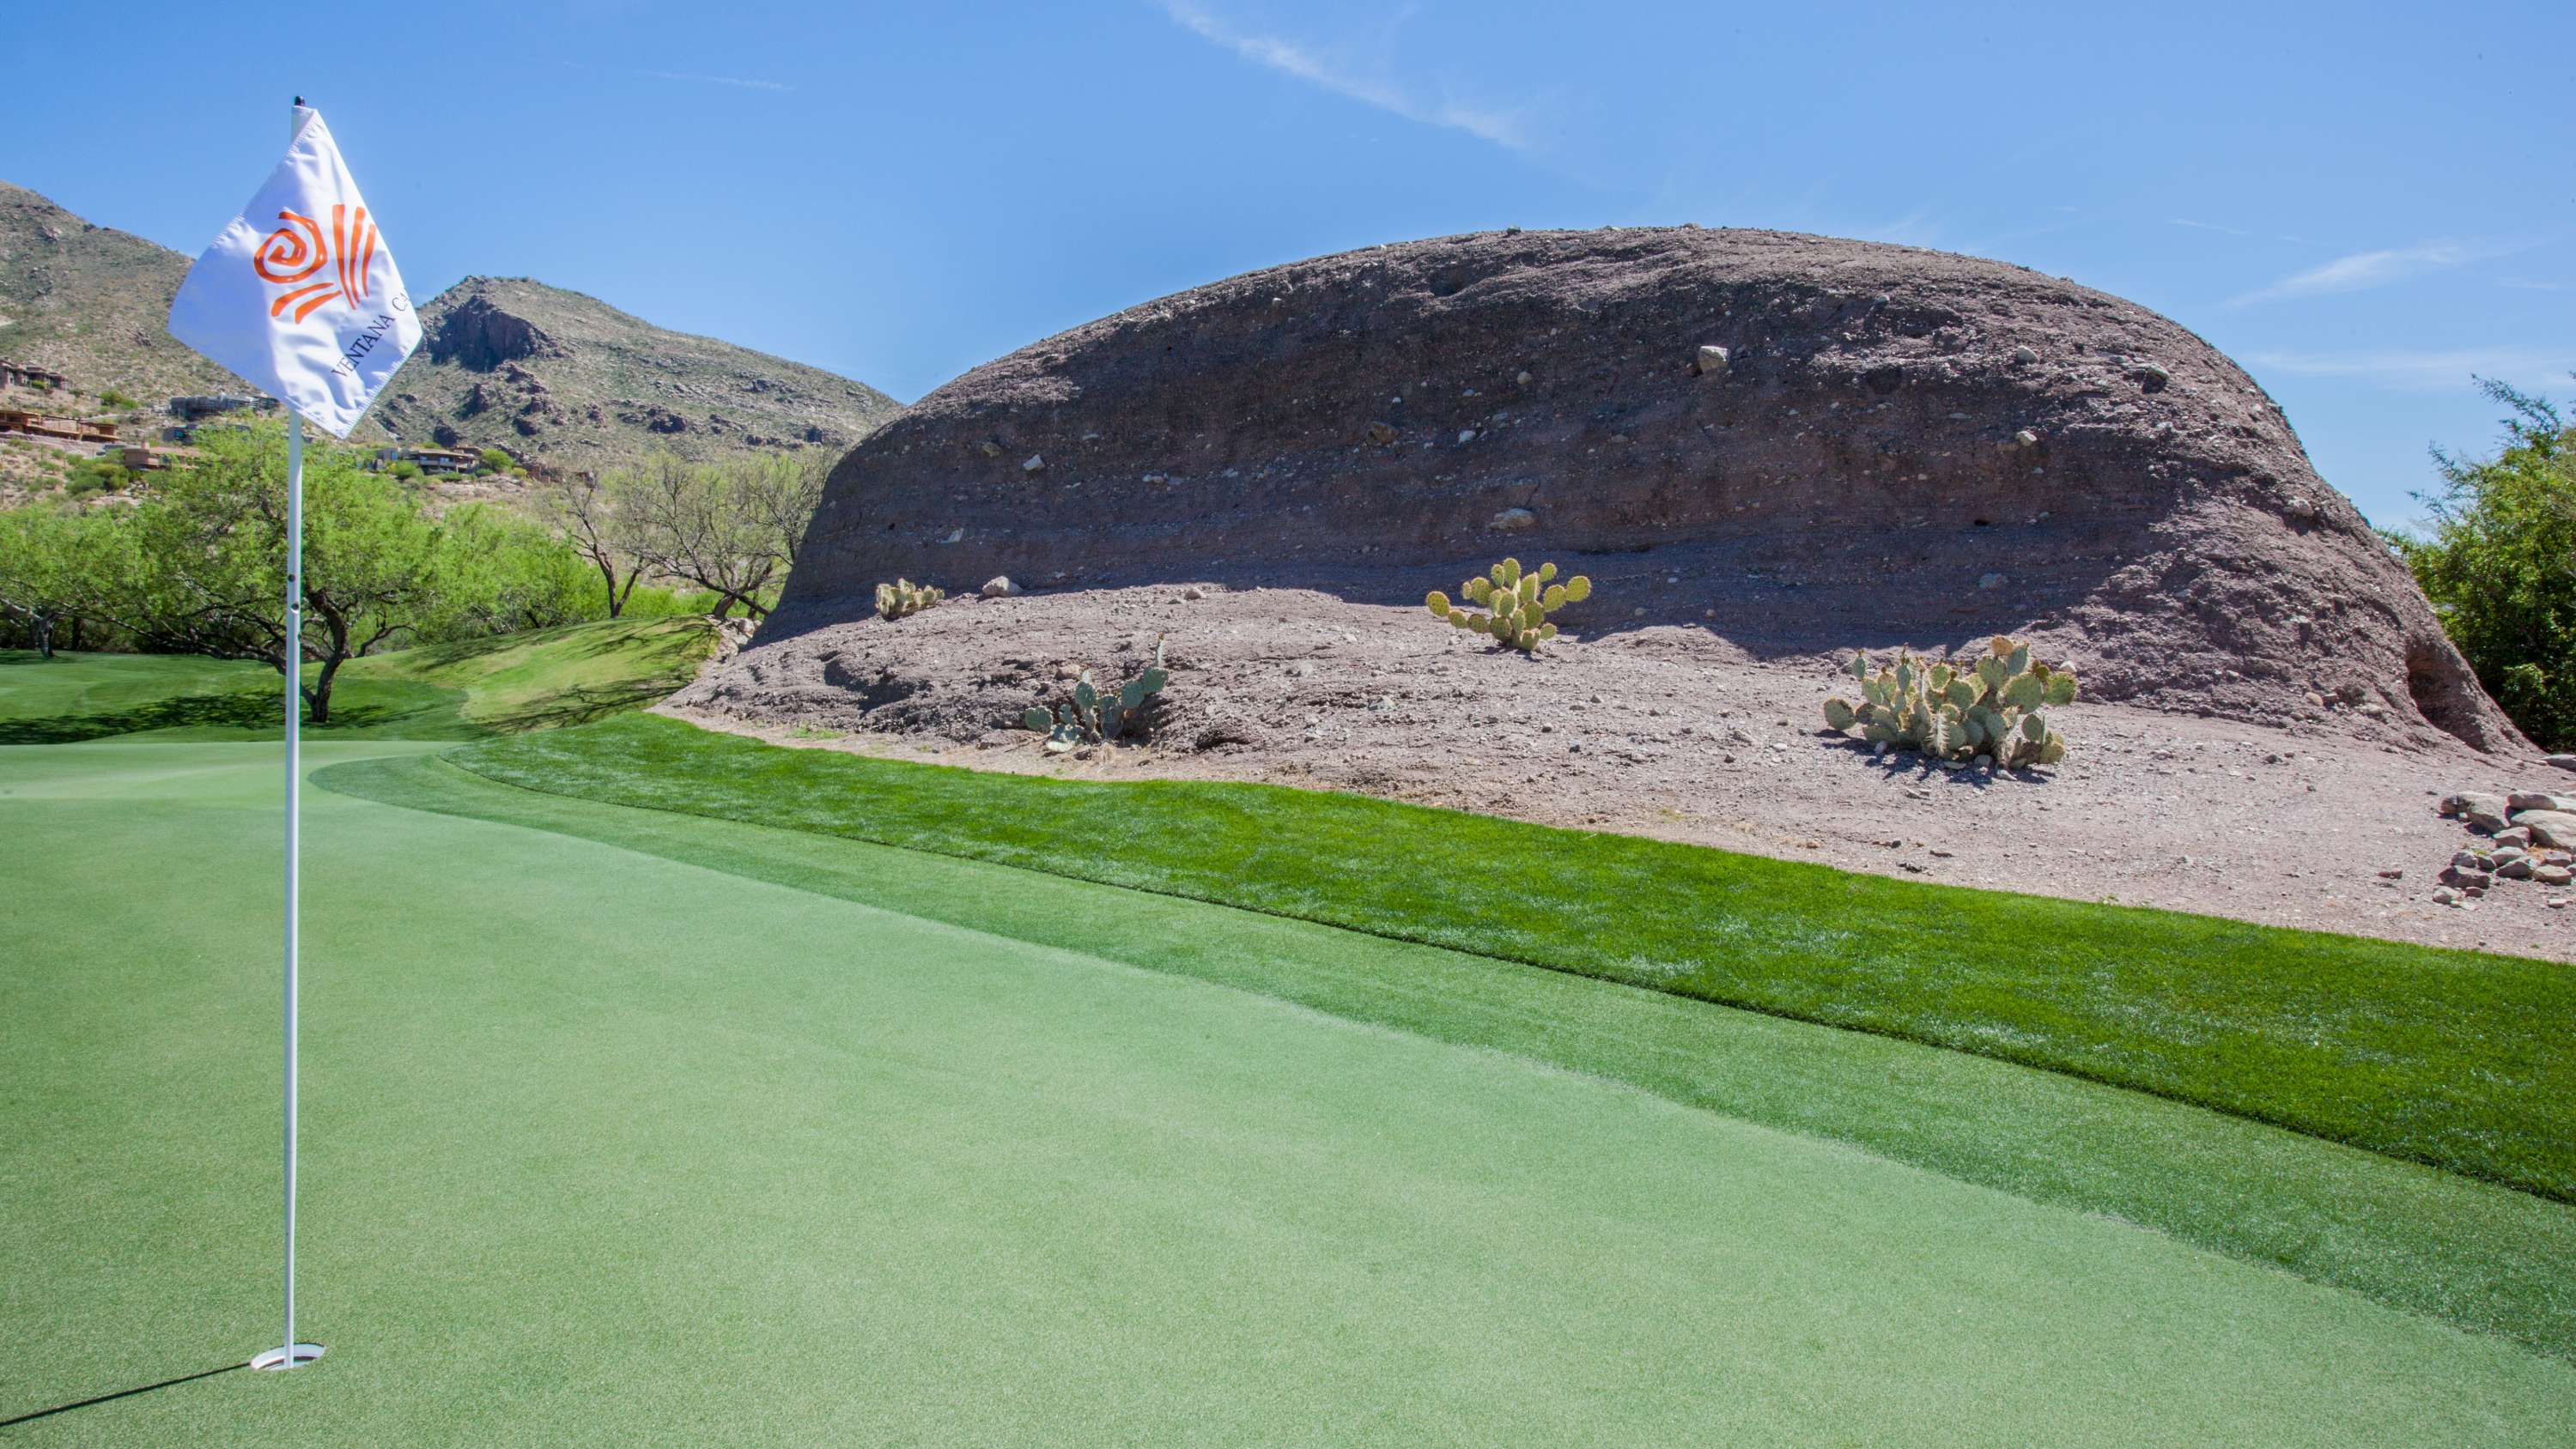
[669, 582, 2576, 964]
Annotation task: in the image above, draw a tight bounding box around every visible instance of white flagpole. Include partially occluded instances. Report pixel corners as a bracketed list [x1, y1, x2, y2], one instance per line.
[254, 96, 324, 1374]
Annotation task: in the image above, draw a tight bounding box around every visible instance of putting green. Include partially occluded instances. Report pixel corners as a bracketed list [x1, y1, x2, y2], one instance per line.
[5, 741, 2573, 1445]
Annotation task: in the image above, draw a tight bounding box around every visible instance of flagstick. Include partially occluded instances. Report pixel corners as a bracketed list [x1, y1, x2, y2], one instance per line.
[253, 95, 324, 1373]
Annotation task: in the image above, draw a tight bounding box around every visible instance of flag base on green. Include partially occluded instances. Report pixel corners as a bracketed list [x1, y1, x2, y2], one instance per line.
[250, 1344, 325, 1372]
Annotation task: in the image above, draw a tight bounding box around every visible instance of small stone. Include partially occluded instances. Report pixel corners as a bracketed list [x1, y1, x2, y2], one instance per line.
[2498, 856, 2536, 880]
[2378, 868, 2403, 880]
[2433, 886, 2458, 905]
[2441, 791, 2506, 820]
[1515, 371, 1533, 386]
[2445, 865, 2494, 889]
[1978, 573, 2008, 591]
[2012, 428, 2041, 449]
[976, 440, 1002, 458]
[2465, 885, 2488, 898]
[2452, 851, 2491, 871]
[2010, 346, 2038, 366]
[2539, 865, 2575, 887]
[1285, 661, 1315, 678]
[1181, 585, 1206, 601]
[2466, 807, 2513, 834]
[2549, 754, 2576, 773]
[941, 528, 964, 544]
[2510, 791, 2573, 814]
[1457, 428, 1478, 444]
[1694, 344, 1729, 376]
[2493, 826, 2533, 849]
[1366, 421, 1397, 446]
[1489, 506, 1537, 532]
[1021, 453, 1046, 474]
[2284, 495, 2319, 522]
[2135, 361, 2172, 391]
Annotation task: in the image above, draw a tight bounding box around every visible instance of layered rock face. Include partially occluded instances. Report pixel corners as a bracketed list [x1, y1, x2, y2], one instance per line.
[772, 227, 2519, 751]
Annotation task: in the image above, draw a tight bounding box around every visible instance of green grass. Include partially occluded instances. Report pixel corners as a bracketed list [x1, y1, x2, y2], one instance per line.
[0, 616, 716, 745]
[7, 739, 2573, 1443]
[331, 749, 2576, 1363]
[441, 713, 2576, 1205]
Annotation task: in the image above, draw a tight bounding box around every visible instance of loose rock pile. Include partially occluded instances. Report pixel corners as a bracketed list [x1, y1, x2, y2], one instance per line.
[2433, 790, 2576, 908]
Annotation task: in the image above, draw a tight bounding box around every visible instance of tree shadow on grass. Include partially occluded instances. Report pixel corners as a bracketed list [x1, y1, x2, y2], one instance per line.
[0, 1362, 246, 1428]
[0, 691, 283, 744]
[0, 686, 478, 745]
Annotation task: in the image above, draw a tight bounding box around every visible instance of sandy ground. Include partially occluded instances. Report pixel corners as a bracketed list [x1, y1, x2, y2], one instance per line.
[671, 584, 2576, 963]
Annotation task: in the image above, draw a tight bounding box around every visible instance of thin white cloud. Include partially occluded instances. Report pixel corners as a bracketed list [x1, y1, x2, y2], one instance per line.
[563, 62, 793, 93]
[2243, 346, 2571, 394]
[1159, 2, 1531, 152]
[632, 68, 793, 93]
[2227, 239, 2500, 306]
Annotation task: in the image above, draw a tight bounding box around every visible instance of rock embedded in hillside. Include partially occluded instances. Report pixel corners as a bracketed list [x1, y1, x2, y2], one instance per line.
[761, 226, 2520, 751]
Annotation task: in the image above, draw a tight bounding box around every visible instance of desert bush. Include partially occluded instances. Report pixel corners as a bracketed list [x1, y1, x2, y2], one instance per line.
[1425, 556, 1591, 651]
[2392, 377, 2576, 749]
[1824, 635, 2075, 767]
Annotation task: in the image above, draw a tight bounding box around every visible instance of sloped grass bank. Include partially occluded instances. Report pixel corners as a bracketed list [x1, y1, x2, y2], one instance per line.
[325, 749, 2576, 1361]
[440, 712, 2576, 1206]
[0, 616, 715, 745]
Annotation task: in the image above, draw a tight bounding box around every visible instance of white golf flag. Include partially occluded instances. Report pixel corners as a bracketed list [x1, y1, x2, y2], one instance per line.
[168, 106, 419, 438]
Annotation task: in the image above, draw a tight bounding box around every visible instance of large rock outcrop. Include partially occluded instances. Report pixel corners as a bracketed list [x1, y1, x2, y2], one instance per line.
[768, 227, 2519, 751]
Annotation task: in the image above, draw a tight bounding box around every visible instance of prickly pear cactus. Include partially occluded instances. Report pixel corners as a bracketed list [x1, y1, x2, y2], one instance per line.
[875, 578, 945, 621]
[1820, 634, 2074, 768]
[1016, 635, 1172, 749]
[1425, 556, 1593, 652]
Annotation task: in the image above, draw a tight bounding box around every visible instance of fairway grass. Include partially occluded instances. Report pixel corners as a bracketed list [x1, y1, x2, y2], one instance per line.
[0, 615, 716, 746]
[441, 713, 2576, 1204]
[7, 739, 2575, 1444]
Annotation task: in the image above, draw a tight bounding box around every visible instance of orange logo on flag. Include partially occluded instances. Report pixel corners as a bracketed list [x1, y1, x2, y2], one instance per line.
[253, 205, 380, 324]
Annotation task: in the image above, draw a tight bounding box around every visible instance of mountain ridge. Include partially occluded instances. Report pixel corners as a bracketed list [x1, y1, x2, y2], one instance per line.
[0, 180, 901, 474]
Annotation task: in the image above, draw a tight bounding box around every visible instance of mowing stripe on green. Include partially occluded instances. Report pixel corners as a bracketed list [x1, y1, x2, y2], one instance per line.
[5, 740, 2573, 1445]
[439, 712, 2576, 1203]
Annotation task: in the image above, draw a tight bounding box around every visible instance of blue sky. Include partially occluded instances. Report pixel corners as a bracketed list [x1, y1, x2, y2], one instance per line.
[9, 0, 2569, 526]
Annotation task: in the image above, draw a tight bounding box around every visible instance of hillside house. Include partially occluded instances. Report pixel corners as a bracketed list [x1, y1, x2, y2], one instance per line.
[0, 409, 118, 446]
[1, 360, 70, 391]
[167, 393, 279, 421]
[372, 446, 482, 475]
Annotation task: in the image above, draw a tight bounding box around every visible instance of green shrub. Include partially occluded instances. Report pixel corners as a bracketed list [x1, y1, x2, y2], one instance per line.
[387, 459, 423, 480]
[2394, 377, 2576, 749]
[100, 388, 142, 410]
[476, 447, 518, 476]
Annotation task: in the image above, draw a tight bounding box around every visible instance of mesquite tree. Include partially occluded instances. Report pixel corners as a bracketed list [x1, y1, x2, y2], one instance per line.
[611, 452, 826, 620]
[70, 426, 454, 723]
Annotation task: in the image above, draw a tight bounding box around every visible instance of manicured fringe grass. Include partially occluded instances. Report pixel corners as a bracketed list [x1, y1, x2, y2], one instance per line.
[449, 712, 2576, 1204]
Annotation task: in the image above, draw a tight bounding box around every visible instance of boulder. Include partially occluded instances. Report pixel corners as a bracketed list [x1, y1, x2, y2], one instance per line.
[762, 227, 2522, 750]
[2512, 809, 2576, 849]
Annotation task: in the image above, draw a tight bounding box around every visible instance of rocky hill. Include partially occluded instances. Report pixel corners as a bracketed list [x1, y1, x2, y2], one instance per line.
[0, 181, 900, 477]
[0, 181, 242, 403]
[750, 225, 2518, 755]
[370, 276, 902, 474]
